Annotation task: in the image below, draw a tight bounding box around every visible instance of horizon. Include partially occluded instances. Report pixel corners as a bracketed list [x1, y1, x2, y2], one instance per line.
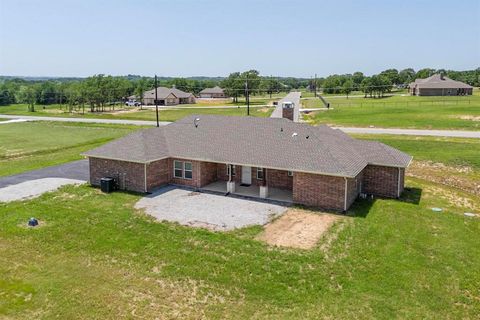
[1, 0, 479, 78]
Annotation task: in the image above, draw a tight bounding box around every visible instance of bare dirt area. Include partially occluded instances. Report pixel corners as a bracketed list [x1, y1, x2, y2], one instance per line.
[407, 161, 480, 196]
[256, 209, 341, 249]
[458, 115, 480, 121]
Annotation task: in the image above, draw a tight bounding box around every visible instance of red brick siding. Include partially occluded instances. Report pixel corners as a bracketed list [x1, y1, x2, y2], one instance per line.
[346, 172, 363, 209]
[199, 161, 218, 187]
[282, 108, 294, 121]
[169, 158, 201, 188]
[293, 172, 346, 211]
[146, 158, 169, 191]
[266, 169, 293, 189]
[217, 164, 242, 183]
[89, 157, 146, 193]
[362, 165, 402, 198]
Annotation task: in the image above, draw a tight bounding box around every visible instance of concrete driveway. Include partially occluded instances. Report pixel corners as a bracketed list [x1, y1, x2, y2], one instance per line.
[135, 186, 288, 231]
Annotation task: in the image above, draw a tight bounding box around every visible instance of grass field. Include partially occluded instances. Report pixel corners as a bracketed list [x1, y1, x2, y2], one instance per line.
[1, 123, 480, 318]
[0, 121, 138, 177]
[0, 104, 273, 122]
[303, 93, 480, 130]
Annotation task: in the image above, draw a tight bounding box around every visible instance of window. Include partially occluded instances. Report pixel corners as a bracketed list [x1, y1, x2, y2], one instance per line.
[184, 162, 192, 179]
[173, 161, 193, 179]
[256, 167, 264, 180]
[174, 160, 183, 178]
[226, 164, 236, 176]
[287, 171, 293, 177]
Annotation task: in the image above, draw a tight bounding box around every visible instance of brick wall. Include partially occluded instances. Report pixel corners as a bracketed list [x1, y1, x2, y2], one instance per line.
[362, 165, 403, 198]
[282, 108, 294, 121]
[293, 172, 346, 211]
[89, 157, 146, 193]
[217, 164, 242, 183]
[266, 169, 293, 189]
[146, 158, 170, 191]
[199, 161, 218, 187]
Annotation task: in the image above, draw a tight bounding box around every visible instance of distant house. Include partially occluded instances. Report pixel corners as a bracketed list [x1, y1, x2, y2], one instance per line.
[141, 87, 196, 105]
[198, 86, 227, 99]
[409, 74, 473, 96]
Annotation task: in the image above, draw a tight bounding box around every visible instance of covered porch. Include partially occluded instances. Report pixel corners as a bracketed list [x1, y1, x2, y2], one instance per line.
[201, 181, 293, 203]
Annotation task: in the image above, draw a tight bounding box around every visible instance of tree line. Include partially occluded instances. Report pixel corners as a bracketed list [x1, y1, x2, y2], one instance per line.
[0, 68, 478, 111]
[317, 68, 479, 98]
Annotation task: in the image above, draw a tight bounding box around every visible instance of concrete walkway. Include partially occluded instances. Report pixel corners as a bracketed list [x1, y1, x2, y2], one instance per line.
[1, 114, 479, 138]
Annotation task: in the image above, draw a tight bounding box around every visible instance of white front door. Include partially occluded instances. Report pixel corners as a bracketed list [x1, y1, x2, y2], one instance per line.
[241, 166, 252, 185]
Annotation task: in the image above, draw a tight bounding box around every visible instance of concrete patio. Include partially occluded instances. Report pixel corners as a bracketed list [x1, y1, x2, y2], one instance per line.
[201, 181, 293, 203]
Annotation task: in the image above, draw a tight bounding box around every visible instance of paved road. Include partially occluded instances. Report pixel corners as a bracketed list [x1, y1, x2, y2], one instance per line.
[335, 127, 480, 138]
[2, 114, 479, 138]
[0, 114, 164, 126]
[0, 159, 89, 188]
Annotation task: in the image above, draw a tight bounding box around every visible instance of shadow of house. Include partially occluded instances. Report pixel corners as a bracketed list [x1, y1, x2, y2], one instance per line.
[398, 187, 422, 205]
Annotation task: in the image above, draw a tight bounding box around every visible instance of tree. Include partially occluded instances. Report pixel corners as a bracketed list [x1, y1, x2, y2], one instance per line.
[16, 85, 37, 111]
[399, 68, 416, 84]
[352, 72, 364, 90]
[342, 79, 354, 98]
[360, 77, 372, 98]
[416, 68, 436, 79]
[134, 78, 149, 109]
[379, 69, 400, 85]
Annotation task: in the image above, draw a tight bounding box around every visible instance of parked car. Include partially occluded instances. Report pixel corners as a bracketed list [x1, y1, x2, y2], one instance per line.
[125, 100, 141, 107]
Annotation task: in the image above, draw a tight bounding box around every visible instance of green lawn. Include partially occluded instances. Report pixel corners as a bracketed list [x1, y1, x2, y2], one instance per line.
[303, 94, 480, 130]
[0, 177, 478, 318]
[0, 104, 273, 122]
[0, 121, 138, 177]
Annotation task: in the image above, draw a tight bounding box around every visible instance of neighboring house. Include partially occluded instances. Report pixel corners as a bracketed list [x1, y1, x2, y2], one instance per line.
[409, 74, 473, 96]
[140, 87, 196, 105]
[83, 115, 412, 212]
[198, 86, 227, 98]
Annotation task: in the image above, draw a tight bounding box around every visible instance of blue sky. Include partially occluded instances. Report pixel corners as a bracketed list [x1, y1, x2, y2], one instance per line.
[0, 0, 479, 77]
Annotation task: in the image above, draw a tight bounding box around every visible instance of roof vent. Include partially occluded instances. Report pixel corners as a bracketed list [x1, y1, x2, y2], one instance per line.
[292, 132, 298, 137]
[280, 127, 283, 132]
[306, 135, 309, 139]
[194, 118, 200, 128]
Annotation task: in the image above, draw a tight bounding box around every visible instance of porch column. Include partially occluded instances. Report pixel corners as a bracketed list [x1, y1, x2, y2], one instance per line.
[227, 164, 235, 193]
[259, 168, 268, 198]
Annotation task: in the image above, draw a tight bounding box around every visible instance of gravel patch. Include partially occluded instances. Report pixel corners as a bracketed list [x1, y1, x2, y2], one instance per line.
[0, 178, 85, 202]
[135, 186, 287, 231]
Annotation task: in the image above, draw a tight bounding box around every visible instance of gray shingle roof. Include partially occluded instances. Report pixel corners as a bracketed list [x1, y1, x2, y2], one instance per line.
[83, 115, 412, 177]
[143, 87, 194, 99]
[199, 86, 224, 94]
[410, 74, 473, 89]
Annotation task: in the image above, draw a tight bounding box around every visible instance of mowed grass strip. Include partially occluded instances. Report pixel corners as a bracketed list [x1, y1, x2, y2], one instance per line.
[0, 121, 138, 177]
[0, 177, 479, 319]
[302, 94, 480, 130]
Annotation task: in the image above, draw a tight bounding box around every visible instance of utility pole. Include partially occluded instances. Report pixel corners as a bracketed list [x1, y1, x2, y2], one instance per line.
[155, 75, 159, 127]
[314, 73, 317, 98]
[245, 79, 250, 116]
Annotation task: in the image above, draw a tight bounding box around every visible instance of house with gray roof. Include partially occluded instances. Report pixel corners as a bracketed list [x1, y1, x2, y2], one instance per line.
[409, 74, 473, 96]
[198, 86, 227, 98]
[83, 115, 412, 211]
[140, 86, 196, 105]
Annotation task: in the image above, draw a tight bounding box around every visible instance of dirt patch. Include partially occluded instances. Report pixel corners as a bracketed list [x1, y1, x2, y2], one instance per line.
[424, 185, 480, 212]
[407, 161, 480, 196]
[256, 209, 341, 249]
[458, 115, 480, 121]
[258, 107, 271, 113]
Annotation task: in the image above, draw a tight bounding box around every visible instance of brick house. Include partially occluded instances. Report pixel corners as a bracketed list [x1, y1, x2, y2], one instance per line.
[198, 86, 227, 98]
[140, 87, 196, 105]
[83, 115, 412, 211]
[409, 74, 473, 96]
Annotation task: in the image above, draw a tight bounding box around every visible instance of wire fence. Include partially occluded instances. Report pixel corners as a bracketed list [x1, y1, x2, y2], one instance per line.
[329, 99, 474, 108]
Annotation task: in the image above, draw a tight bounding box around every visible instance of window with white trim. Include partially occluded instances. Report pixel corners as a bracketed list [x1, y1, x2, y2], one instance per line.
[173, 160, 193, 179]
[287, 171, 293, 177]
[256, 167, 264, 180]
[226, 164, 236, 176]
[184, 162, 192, 179]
